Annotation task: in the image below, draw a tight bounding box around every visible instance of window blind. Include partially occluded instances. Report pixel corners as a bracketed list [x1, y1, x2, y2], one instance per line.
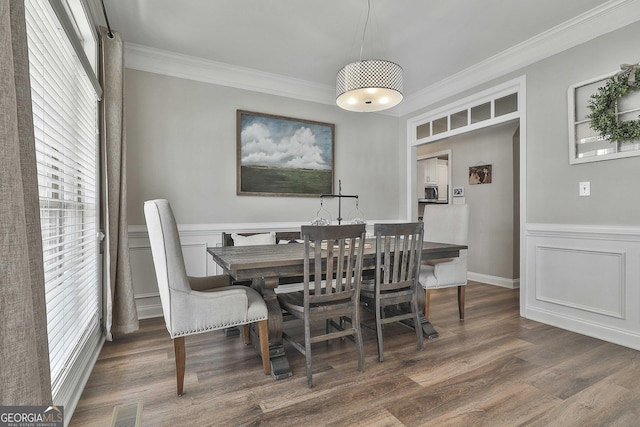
[24, 0, 101, 401]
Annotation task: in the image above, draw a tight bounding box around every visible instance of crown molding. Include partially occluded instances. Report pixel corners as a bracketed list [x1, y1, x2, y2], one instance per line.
[124, 0, 640, 117]
[124, 43, 335, 105]
[396, 0, 640, 115]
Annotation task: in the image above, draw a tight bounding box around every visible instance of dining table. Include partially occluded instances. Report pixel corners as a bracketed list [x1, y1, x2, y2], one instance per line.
[207, 239, 467, 379]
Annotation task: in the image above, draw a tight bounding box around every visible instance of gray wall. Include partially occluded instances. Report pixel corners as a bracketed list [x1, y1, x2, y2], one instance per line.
[525, 22, 640, 225]
[402, 21, 640, 228]
[124, 19, 640, 349]
[124, 21, 640, 288]
[125, 69, 401, 226]
[418, 121, 520, 280]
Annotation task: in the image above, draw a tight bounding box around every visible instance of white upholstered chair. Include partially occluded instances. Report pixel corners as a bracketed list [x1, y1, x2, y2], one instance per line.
[419, 204, 469, 320]
[144, 199, 270, 395]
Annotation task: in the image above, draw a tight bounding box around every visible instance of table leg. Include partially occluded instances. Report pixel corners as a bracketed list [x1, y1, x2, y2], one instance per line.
[415, 287, 439, 338]
[251, 277, 292, 379]
[383, 305, 439, 339]
[381, 289, 439, 339]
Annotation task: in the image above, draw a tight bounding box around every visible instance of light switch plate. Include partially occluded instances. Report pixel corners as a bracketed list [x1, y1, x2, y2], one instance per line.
[579, 181, 590, 196]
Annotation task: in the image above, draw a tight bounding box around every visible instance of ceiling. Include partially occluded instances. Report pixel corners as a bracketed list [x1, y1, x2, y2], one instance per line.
[101, 0, 619, 111]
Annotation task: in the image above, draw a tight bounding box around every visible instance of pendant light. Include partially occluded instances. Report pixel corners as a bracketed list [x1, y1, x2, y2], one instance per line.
[336, 0, 403, 112]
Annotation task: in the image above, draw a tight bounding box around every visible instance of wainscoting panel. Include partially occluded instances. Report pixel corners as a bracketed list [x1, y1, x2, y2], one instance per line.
[525, 224, 640, 350]
[130, 221, 526, 319]
[535, 245, 625, 318]
[128, 222, 302, 319]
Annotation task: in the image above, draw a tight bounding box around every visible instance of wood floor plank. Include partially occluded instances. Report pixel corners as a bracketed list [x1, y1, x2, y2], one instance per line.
[69, 282, 640, 427]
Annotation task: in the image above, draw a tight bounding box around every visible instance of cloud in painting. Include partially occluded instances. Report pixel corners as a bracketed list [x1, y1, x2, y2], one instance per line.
[241, 119, 331, 170]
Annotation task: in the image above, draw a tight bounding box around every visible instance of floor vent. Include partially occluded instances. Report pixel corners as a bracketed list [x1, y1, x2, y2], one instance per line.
[110, 401, 143, 427]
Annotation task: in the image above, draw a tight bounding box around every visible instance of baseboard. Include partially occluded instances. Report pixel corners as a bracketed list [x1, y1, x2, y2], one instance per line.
[137, 302, 163, 319]
[467, 272, 519, 289]
[525, 305, 640, 351]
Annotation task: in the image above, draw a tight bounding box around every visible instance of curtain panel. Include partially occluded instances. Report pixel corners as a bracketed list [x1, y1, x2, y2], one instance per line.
[100, 26, 139, 340]
[0, 0, 52, 405]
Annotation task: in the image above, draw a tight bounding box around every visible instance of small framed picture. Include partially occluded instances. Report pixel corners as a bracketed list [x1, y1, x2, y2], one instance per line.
[469, 164, 492, 185]
[453, 187, 464, 197]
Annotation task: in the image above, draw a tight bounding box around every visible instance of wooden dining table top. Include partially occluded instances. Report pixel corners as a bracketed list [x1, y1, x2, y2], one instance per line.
[207, 240, 467, 281]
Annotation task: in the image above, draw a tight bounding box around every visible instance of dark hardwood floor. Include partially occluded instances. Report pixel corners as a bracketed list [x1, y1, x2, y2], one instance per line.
[70, 282, 640, 426]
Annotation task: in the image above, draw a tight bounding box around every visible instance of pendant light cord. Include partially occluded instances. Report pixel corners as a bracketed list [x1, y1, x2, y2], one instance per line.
[359, 0, 371, 61]
[100, 0, 114, 39]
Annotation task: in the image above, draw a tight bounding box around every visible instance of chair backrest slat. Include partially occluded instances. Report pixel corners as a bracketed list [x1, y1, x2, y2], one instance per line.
[374, 222, 424, 293]
[301, 224, 366, 304]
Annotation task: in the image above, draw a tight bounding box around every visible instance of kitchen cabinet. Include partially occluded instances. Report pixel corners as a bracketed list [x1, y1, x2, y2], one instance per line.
[417, 157, 448, 202]
[436, 161, 448, 201]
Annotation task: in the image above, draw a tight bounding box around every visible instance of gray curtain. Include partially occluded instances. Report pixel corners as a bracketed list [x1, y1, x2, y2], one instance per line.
[100, 26, 139, 340]
[0, 0, 53, 405]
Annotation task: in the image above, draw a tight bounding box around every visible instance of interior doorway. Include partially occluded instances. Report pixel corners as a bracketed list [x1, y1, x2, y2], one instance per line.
[416, 121, 520, 288]
[416, 150, 451, 220]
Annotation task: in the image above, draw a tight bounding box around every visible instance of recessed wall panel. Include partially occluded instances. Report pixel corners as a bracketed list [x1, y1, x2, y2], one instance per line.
[535, 245, 625, 318]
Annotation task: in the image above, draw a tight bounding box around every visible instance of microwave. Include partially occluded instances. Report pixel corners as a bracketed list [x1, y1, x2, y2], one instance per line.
[424, 184, 438, 200]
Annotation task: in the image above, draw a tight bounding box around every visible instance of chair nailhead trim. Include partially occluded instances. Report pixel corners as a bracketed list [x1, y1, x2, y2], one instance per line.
[174, 317, 268, 337]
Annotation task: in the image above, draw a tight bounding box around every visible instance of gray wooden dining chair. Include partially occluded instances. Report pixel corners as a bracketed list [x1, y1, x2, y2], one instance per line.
[277, 224, 366, 388]
[360, 222, 425, 362]
[144, 199, 270, 395]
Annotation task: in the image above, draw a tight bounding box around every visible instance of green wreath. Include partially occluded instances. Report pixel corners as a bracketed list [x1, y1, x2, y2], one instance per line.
[587, 64, 640, 143]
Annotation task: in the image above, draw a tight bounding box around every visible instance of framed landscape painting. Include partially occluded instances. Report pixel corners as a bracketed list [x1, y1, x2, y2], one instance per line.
[237, 110, 334, 197]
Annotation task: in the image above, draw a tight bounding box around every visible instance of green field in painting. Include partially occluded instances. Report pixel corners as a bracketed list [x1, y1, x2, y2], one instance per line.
[240, 166, 332, 195]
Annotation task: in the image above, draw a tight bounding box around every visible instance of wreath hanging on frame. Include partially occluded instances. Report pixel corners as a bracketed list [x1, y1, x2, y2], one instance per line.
[587, 63, 640, 144]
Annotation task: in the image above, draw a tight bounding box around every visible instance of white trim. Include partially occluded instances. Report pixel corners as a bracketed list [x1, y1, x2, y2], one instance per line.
[407, 78, 523, 138]
[527, 223, 640, 240]
[121, 0, 640, 116]
[124, 43, 334, 105]
[56, 326, 104, 427]
[467, 272, 520, 289]
[128, 220, 395, 239]
[406, 76, 526, 219]
[534, 245, 626, 318]
[406, 75, 527, 316]
[397, 0, 640, 115]
[526, 306, 640, 352]
[525, 222, 640, 351]
[136, 294, 163, 320]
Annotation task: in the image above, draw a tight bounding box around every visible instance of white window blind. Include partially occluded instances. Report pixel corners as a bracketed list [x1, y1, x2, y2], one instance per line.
[25, 0, 101, 402]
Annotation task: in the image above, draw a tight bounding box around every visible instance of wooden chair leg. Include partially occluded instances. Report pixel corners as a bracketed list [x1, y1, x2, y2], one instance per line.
[413, 295, 424, 351]
[355, 323, 365, 373]
[241, 324, 250, 345]
[257, 319, 270, 375]
[424, 289, 431, 319]
[305, 317, 313, 388]
[173, 336, 185, 396]
[376, 305, 384, 362]
[458, 285, 466, 320]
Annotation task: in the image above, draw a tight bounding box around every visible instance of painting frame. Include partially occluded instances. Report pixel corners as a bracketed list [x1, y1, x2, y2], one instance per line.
[237, 110, 335, 197]
[469, 164, 492, 185]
